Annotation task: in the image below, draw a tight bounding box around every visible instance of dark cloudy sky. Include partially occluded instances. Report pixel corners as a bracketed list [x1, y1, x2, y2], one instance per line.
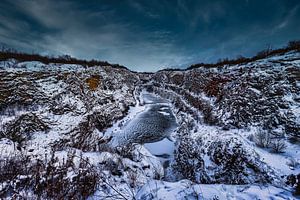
[1, 0, 300, 71]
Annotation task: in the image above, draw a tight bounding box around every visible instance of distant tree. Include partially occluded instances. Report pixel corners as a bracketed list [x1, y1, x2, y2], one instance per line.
[185, 40, 300, 70]
[0, 49, 128, 70]
[288, 40, 300, 50]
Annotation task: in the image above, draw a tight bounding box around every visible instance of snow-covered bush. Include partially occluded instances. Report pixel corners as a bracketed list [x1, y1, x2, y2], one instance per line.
[174, 136, 209, 183]
[270, 138, 287, 153]
[1, 113, 49, 144]
[287, 173, 300, 195]
[254, 129, 271, 148]
[254, 129, 287, 153]
[174, 135, 273, 185]
[0, 151, 98, 199]
[208, 137, 273, 184]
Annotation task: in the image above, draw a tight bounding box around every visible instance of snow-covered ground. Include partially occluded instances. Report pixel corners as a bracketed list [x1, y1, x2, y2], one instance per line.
[144, 138, 175, 157]
[136, 180, 296, 200]
[1, 50, 300, 199]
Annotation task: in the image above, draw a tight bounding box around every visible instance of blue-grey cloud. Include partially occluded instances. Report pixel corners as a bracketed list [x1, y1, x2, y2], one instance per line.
[0, 0, 300, 71]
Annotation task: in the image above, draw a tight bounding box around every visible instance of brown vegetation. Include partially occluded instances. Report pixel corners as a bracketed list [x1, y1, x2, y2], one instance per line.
[86, 75, 101, 91]
[203, 76, 230, 97]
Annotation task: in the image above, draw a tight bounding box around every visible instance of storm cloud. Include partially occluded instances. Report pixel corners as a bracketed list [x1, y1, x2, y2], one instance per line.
[1, 0, 300, 71]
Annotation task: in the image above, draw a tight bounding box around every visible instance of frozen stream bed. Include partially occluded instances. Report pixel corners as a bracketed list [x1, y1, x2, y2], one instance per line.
[109, 91, 178, 167]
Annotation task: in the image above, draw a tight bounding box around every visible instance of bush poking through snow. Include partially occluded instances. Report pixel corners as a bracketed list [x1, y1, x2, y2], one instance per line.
[86, 75, 101, 91]
[208, 137, 273, 184]
[174, 136, 209, 183]
[1, 113, 49, 144]
[0, 151, 98, 199]
[254, 129, 287, 153]
[286, 173, 300, 195]
[254, 129, 271, 148]
[174, 135, 273, 185]
[270, 138, 287, 153]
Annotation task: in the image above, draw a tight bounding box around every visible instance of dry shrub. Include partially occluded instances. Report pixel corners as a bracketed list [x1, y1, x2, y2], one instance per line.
[254, 129, 271, 148]
[203, 76, 229, 97]
[86, 75, 101, 91]
[271, 138, 287, 153]
[0, 151, 98, 199]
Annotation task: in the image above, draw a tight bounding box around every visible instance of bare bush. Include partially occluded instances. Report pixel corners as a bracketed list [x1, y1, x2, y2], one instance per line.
[254, 129, 287, 153]
[174, 137, 209, 183]
[0, 151, 98, 199]
[270, 138, 287, 153]
[254, 129, 271, 148]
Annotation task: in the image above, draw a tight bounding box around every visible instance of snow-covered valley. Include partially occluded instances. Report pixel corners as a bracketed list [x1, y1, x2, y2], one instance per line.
[0, 50, 300, 199]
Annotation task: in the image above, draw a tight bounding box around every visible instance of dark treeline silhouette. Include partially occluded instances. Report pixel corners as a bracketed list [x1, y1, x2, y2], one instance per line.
[158, 40, 300, 72]
[0, 48, 129, 70]
[1, 40, 300, 72]
[187, 40, 300, 70]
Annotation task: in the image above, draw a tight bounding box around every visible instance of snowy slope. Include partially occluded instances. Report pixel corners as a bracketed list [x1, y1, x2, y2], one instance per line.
[147, 51, 300, 198]
[0, 51, 300, 199]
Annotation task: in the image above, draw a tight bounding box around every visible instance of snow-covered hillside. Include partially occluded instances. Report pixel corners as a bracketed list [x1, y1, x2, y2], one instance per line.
[147, 51, 300, 199]
[0, 51, 300, 199]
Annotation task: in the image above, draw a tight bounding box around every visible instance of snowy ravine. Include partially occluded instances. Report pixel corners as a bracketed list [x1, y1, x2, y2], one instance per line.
[107, 91, 178, 173]
[0, 49, 300, 199]
[102, 91, 298, 200]
[141, 50, 300, 199]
